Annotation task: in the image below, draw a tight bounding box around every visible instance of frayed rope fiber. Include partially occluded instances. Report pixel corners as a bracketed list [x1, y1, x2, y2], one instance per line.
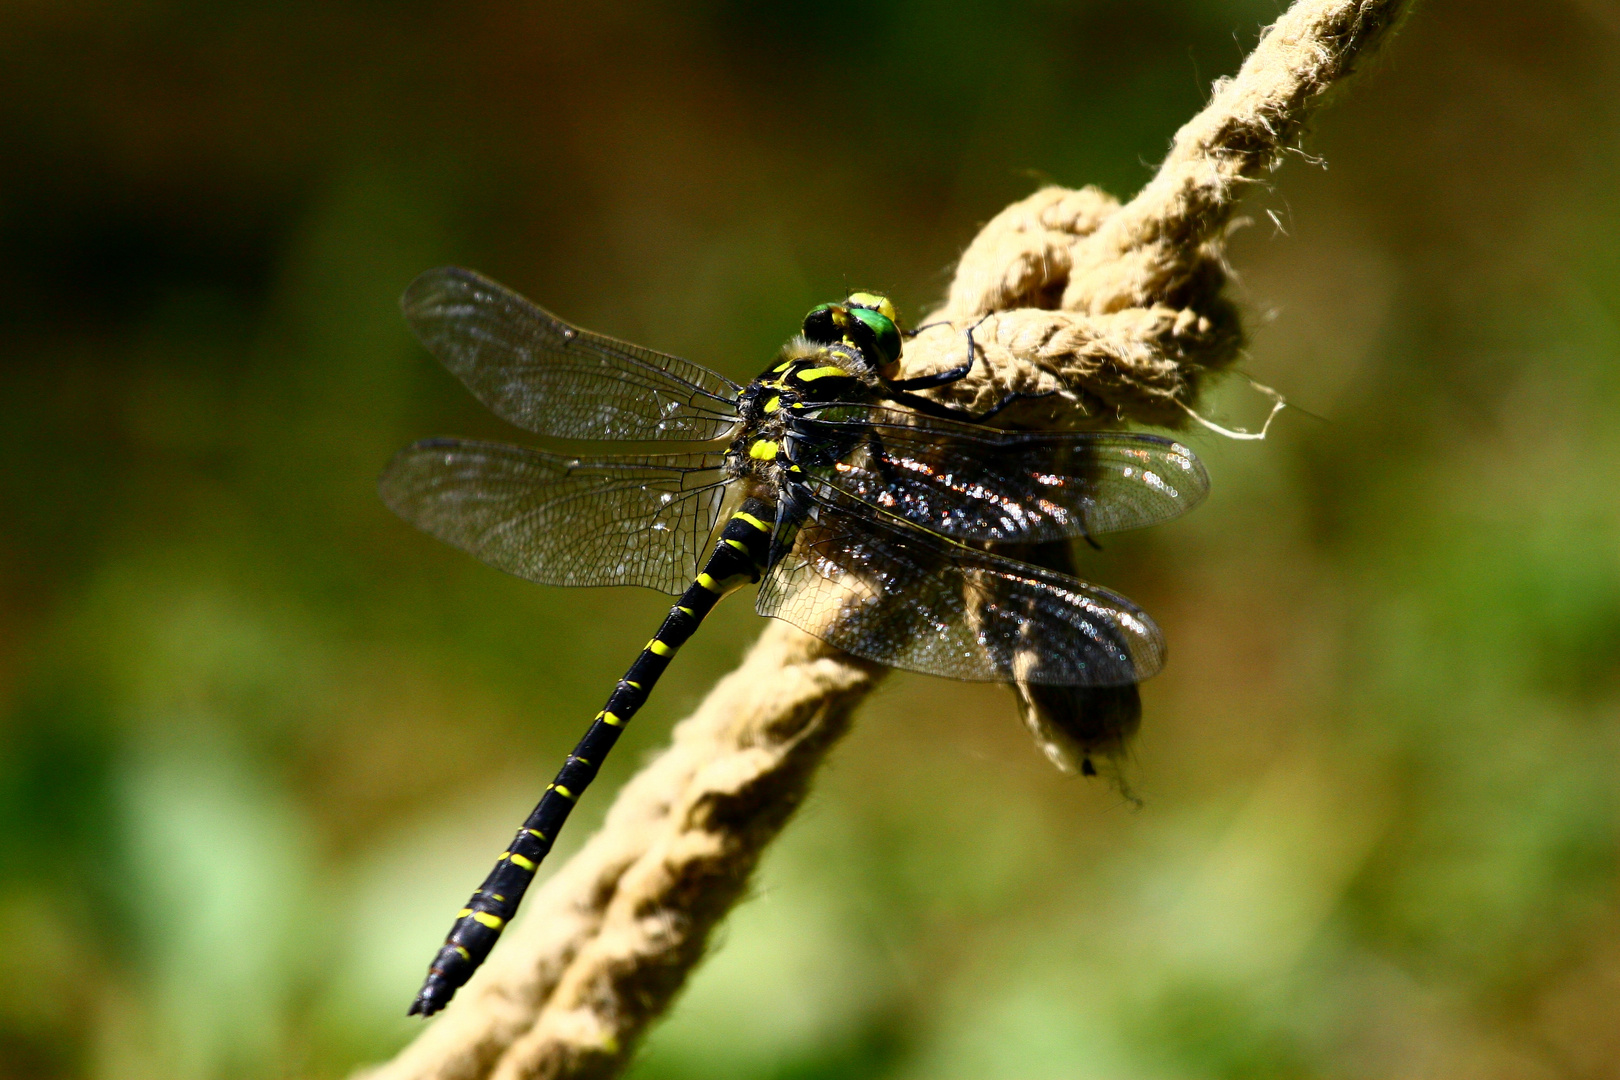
[353, 2, 1409, 1078]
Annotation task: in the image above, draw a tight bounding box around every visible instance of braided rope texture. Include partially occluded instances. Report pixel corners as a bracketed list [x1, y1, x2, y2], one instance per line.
[355, 2, 1410, 1078]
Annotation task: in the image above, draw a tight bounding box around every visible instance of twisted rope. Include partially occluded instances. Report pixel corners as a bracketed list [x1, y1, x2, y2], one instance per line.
[355, 2, 1409, 1077]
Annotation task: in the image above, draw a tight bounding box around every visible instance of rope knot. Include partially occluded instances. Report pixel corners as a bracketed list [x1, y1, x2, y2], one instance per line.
[902, 184, 1241, 429]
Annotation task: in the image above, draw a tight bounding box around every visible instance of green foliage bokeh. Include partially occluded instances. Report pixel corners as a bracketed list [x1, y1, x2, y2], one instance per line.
[2, 2, 1618, 1078]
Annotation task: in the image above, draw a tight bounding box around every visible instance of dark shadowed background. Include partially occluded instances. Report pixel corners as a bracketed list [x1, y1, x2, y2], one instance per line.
[3, 2, 1619, 1078]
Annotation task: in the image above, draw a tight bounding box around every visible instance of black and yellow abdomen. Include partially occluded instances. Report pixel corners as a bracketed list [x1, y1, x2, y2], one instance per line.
[408, 497, 777, 1017]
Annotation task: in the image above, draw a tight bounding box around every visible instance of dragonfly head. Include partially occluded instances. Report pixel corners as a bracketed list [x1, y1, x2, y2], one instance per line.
[802, 293, 902, 371]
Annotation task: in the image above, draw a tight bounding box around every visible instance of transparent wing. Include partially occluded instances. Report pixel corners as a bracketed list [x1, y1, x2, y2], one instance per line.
[380, 438, 728, 595]
[756, 489, 1165, 685]
[402, 267, 745, 442]
[789, 405, 1207, 542]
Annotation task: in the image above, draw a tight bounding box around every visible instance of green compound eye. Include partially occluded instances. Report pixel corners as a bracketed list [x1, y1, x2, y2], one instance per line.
[846, 305, 901, 366]
[801, 298, 901, 366]
[845, 292, 898, 325]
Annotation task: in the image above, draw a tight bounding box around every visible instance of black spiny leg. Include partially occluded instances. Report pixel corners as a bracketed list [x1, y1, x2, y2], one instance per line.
[886, 314, 991, 392]
[886, 385, 1060, 424]
[409, 499, 776, 1018]
[883, 313, 1056, 424]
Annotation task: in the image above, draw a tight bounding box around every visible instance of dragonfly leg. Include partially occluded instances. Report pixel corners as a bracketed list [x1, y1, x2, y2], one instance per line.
[886, 313, 992, 391]
[885, 386, 1060, 424]
[900, 319, 950, 339]
[884, 314, 1062, 424]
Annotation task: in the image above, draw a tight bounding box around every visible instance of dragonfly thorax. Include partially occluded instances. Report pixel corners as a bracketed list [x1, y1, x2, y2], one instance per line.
[755, 337, 881, 394]
[726, 338, 885, 487]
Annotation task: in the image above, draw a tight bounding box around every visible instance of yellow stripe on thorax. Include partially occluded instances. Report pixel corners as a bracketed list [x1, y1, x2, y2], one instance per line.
[794, 365, 850, 382]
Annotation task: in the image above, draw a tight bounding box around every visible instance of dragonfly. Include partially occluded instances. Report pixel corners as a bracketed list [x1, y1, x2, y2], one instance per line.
[380, 266, 1209, 1016]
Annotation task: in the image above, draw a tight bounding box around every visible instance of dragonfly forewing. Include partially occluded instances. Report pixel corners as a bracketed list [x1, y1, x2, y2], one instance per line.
[790, 405, 1208, 543]
[403, 267, 746, 443]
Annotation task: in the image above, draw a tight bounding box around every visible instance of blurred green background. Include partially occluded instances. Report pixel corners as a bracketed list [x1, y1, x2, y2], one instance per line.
[3, 2, 1619, 1078]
